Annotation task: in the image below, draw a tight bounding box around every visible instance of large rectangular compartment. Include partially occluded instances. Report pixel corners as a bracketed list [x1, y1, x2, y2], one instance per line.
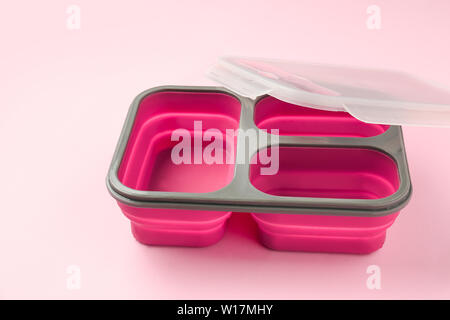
[250, 146, 400, 253]
[115, 89, 240, 246]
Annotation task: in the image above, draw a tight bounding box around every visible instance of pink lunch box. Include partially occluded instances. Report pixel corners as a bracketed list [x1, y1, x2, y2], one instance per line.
[106, 86, 411, 254]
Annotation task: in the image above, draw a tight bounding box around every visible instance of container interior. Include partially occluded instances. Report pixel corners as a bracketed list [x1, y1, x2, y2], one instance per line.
[118, 91, 241, 192]
[250, 147, 399, 199]
[254, 96, 389, 137]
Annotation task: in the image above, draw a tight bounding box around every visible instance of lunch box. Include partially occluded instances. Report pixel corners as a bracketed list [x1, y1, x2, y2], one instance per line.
[106, 57, 450, 253]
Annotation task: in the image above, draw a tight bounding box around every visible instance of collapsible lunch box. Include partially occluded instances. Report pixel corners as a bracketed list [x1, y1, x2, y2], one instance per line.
[107, 57, 450, 254]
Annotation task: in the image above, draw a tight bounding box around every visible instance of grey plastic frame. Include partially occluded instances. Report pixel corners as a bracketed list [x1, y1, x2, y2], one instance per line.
[106, 86, 412, 217]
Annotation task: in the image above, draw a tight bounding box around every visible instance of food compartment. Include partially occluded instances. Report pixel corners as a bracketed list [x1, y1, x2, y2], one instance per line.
[249, 146, 401, 253]
[254, 96, 389, 137]
[115, 90, 241, 247]
[118, 90, 241, 192]
[250, 147, 399, 199]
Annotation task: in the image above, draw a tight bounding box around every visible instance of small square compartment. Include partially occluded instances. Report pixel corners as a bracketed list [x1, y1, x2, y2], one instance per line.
[250, 146, 399, 199]
[118, 90, 241, 193]
[254, 96, 389, 137]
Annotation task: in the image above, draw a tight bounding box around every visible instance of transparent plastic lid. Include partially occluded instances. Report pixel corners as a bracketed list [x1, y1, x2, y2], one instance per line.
[208, 56, 450, 127]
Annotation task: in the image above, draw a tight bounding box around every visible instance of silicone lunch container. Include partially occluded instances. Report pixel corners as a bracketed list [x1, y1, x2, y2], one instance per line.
[107, 57, 450, 254]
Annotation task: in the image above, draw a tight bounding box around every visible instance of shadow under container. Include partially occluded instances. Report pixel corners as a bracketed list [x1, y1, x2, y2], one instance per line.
[106, 86, 412, 254]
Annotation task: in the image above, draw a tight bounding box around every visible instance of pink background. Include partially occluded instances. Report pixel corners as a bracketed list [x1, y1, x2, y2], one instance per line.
[1, 0, 450, 299]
